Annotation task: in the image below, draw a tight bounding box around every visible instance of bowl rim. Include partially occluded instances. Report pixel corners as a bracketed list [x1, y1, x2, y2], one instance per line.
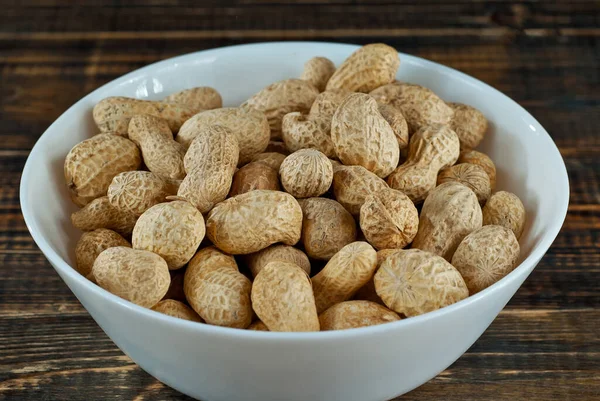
[20, 41, 570, 341]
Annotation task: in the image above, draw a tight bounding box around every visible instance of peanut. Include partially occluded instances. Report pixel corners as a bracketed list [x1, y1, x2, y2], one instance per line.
[75, 229, 130, 278]
[374, 249, 468, 317]
[128, 114, 186, 180]
[359, 187, 419, 250]
[370, 82, 454, 134]
[312, 241, 377, 313]
[331, 93, 399, 178]
[452, 225, 520, 294]
[229, 162, 280, 197]
[326, 43, 399, 92]
[92, 247, 171, 308]
[187, 246, 239, 278]
[448, 102, 488, 150]
[300, 57, 336, 92]
[319, 300, 400, 331]
[279, 149, 333, 198]
[71, 196, 138, 236]
[412, 181, 482, 261]
[164, 87, 222, 110]
[458, 150, 497, 190]
[93, 96, 200, 136]
[152, 299, 203, 323]
[281, 89, 350, 157]
[251, 152, 287, 171]
[437, 163, 491, 205]
[246, 245, 311, 278]
[206, 190, 303, 255]
[299, 197, 357, 261]
[177, 125, 239, 213]
[64, 133, 141, 207]
[176, 107, 269, 164]
[353, 249, 401, 305]
[482, 191, 526, 239]
[252, 261, 320, 332]
[107, 171, 177, 216]
[184, 266, 252, 329]
[332, 165, 389, 216]
[241, 79, 319, 139]
[378, 103, 409, 149]
[387, 124, 460, 203]
[132, 201, 205, 270]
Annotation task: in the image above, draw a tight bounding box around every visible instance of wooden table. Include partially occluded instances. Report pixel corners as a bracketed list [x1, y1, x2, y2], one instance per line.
[1, 1, 598, 400]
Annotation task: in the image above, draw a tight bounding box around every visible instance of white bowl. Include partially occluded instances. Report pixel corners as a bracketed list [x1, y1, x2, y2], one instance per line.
[20, 42, 569, 401]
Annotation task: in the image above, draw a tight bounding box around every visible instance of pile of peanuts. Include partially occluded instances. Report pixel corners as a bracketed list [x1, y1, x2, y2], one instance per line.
[65, 43, 526, 332]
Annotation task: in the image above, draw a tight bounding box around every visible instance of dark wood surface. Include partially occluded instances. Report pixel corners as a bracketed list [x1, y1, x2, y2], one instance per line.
[1, 1, 599, 400]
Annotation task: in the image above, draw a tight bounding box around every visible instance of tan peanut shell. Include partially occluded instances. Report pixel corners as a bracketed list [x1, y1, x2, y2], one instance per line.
[64, 133, 141, 207]
[412, 182, 482, 261]
[359, 188, 419, 250]
[164, 87, 222, 110]
[184, 266, 252, 328]
[241, 79, 319, 139]
[300, 57, 336, 92]
[206, 190, 303, 255]
[252, 261, 320, 332]
[332, 165, 389, 216]
[482, 191, 526, 239]
[458, 150, 497, 190]
[128, 114, 186, 180]
[251, 152, 287, 171]
[75, 229, 130, 277]
[326, 43, 399, 93]
[246, 245, 311, 278]
[281, 89, 350, 157]
[309, 89, 352, 117]
[374, 249, 468, 316]
[281, 112, 336, 158]
[331, 93, 399, 178]
[186, 246, 239, 280]
[177, 125, 239, 213]
[448, 102, 488, 150]
[299, 197, 357, 261]
[437, 163, 491, 205]
[319, 300, 400, 331]
[387, 124, 460, 203]
[107, 171, 177, 216]
[229, 162, 280, 196]
[152, 299, 203, 322]
[370, 82, 454, 134]
[378, 103, 409, 149]
[93, 96, 200, 136]
[279, 149, 333, 198]
[176, 107, 269, 164]
[71, 196, 138, 236]
[265, 141, 290, 154]
[92, 247, 170, 308]
[312, 241, 377, 313]
[452, 225, 520, 294]
[132, 201, 205, 270]
[353, 249, 402, 305]
[248, 321, 269, 331]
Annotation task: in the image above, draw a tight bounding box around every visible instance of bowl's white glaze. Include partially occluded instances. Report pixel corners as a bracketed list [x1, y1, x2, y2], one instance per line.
[20, 42, 569, 401]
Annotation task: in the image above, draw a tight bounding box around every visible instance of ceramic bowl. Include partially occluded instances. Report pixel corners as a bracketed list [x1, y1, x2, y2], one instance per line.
[20, 42, 569, 401]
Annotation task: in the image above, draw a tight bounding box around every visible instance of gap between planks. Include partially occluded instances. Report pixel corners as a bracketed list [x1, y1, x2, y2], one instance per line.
[0, 27, 599, 41]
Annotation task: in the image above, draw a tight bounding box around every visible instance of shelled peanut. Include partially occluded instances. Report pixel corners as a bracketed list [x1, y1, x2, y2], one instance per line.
[63, 42, 526, 332]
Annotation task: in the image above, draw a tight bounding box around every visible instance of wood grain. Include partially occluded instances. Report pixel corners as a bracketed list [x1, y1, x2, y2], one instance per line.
[0, 0, 598, 399]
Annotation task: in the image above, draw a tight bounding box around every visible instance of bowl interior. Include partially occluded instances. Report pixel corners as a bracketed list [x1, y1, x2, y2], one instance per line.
[21, 42, 569, 308]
